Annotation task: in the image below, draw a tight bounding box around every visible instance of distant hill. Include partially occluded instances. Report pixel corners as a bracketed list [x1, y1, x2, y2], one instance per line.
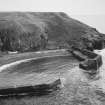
[0, 12, 104, 52]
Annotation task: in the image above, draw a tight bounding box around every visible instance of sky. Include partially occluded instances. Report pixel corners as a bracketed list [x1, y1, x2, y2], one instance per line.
[0, 0, 105, 33]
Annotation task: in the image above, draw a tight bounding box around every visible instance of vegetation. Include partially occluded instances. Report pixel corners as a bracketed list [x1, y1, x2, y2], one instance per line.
[0, 12, 104, 52]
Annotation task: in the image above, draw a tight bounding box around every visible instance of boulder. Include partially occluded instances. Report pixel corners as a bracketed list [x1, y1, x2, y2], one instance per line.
[81, 33, 105, 51]
[70, 47, 103, 73]
[79, 55, 102, 73]
[71, 50, 88, 61]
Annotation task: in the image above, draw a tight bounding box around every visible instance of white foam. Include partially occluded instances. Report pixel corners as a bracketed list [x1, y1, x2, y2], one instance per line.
[61, 49, 105, 91]
[0, 59, 30, 72]
[8, 51, 18, 54]
[91, 49, 105, 91]
[94, 49, 105, 57]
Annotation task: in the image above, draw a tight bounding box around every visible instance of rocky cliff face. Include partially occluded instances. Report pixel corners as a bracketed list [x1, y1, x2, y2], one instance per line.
[0, 12, 104, 52]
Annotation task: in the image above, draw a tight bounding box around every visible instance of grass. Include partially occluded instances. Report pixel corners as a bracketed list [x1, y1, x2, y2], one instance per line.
[0, 12, 103, 52]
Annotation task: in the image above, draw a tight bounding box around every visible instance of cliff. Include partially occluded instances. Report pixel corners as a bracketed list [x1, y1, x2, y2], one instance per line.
[0, 12, 104, 52]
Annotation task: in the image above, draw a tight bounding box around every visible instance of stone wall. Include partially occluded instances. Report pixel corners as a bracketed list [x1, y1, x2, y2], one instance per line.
[70, 47, 103, 73]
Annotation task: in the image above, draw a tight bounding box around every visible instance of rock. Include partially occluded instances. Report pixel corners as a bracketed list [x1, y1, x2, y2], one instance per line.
[81, 33, 105, 51]
[79, 55, 102, 73]
[79, 52, 102, 73]
[0, 79, 61, 97]
[70, 47, 103, 74]
[70, 50, 88, 61]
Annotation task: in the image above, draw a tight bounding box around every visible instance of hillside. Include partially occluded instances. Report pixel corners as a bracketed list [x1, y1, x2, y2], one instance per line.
[0, 12, 104, 52]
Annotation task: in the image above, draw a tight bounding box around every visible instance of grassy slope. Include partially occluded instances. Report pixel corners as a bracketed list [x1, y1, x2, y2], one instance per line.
[0, 12, 104, 52]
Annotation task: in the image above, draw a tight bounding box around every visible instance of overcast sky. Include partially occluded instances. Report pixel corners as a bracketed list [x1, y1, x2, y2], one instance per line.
[0, 0, 105, 33]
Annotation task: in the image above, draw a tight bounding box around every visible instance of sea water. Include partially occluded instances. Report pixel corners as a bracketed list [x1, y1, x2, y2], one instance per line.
[89, 49, 105, 91]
